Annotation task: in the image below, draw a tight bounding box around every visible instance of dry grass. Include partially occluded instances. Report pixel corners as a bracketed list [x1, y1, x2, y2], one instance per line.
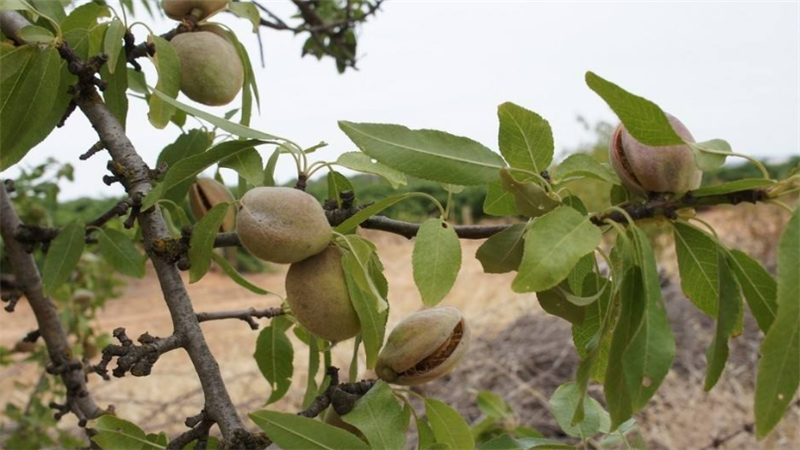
[1, 204, 798, 449]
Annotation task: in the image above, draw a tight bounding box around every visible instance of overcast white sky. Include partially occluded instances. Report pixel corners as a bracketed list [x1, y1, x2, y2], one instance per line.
[5, 1, 799, 200]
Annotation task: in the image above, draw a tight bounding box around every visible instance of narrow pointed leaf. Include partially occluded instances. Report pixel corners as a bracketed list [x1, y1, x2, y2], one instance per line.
[729, 249, 777, 333]
[42, 222, 85, 295]
[91, 415, 150, 450]
[104, 19, 125, 74]
[755, 202, 800, 438]
[189, 202, 230, 283]
[343, 256, 388, 368]
[147, 36, 180, 129]
[250, 410, 369, 450]
[704, 250, 742, 390]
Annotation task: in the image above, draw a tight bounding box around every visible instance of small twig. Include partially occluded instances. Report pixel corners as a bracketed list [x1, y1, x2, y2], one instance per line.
[79, 141, 106, 160]
[166, 410, 215, 450]
[196, 307, 284, 330]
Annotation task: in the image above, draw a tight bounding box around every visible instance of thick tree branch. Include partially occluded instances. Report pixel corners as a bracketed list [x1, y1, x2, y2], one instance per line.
[1, 11, 246, 443]
[197, 307, 284, 330]
[0, 182, 103, 425]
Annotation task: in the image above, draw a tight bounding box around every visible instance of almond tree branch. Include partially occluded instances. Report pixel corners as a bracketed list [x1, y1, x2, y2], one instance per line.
[196, 307, 285, 330]
[0, 182, 104, 426]
[1, 11, 246, 444]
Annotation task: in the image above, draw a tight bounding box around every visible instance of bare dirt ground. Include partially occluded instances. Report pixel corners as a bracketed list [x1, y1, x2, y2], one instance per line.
[1, 204, 798, 449]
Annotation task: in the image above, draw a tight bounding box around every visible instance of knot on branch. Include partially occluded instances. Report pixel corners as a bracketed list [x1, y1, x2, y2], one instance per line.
[12, 329, 40, 353]
[299, 367, 376, 418]
[1, 289, 22, 313]
[228, 429, 270, 450]
[323, 191, 369, 227]
[92, 328, 181, 379]
[151, 227, 191, 266]
[14, 224, 62, 252]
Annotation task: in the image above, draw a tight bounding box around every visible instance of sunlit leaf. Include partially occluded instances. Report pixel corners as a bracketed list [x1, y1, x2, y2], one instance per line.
[342, 381, 406, 450]
[98, 228, 146, 279]
[413, 218, 462, 306]
[254, 316, 294, 405]
[497, 102, 553, 173]
[513, 207, 601, 293]
[339, 121, 507, 186]
[425, 399, 474, 450]
[189, 202, 230, 283]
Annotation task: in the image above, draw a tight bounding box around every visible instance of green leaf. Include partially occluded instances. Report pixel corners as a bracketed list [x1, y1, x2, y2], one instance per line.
[691, 139, 731, 172]
[477, 434, 522, 450]
[339, 121, 507, 186]
[18, 25, 54, 44]
[144, 140, 262, 210]
[704, 250, 742, 391]
[623, 227, 676, 410]
[302, 334, 320, 408]
[228, 1, 260, 32]
[483, 181, 519, 217]
[476, 391, 513, 420]
[211, 252, 272, 295]
[188, 202, 230, 283]
[729, 249, 777, 333]
[62, 2, 110, 32]
[337, 151, 407, 188]
[220, 147, 264, 187]
[254, 316, 294, 404]
[30, 0, 66, 23]
[755, 201, 800, 439]
[143, 432, 168, 450]
[552, 153, 620, 185]
[264, 149, 280, 187]
[497, 102, 553, 173]
[147, 35, 180, 129]
[499, 169, 559, 218]
[334, 193, 413, 234]
[585, 71, 684, 147]
[342, 381, 406, 450]
[42, 222, 85, 295]
[0, 0, 36, 13]
[98, 229, 146, 279]
[673, 222, 720, 317]
[156, 129, 213, 204]
[343, 255, 388, 368]
[327, 170, 354, 206]
[104, 19, 125, 74]
[536, 286, 586, 325]
[91, 415, 151, 450]
[413, 218, 462, 306]
[417, 418, 436, 450]
[250, 410, 370, 450]
[0, 46, 61, 170]
[603, 267, 640, 429]
[425, 399, 475, 450]
[549, 382, 610, 438]
[127, 68, 147, 94]
[100, 38, 129, 127]
[151, 89, 280, 141]
[476, 223, 525, 274]
[692, 178, 774, 197]
[513, 207, 602, 293]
